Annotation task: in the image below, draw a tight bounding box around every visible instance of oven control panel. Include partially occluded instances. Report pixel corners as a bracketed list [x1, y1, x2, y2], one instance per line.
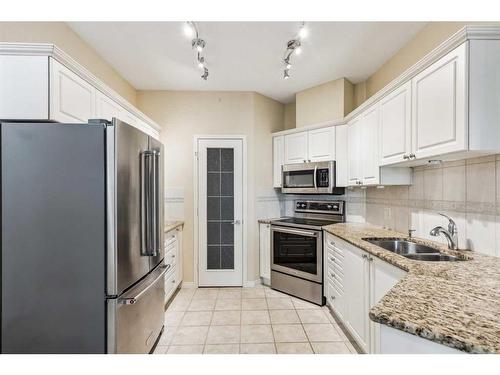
[295, 200, 344, 214]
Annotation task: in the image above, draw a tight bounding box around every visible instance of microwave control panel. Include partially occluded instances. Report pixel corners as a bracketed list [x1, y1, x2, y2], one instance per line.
[316, 168, 330, 187]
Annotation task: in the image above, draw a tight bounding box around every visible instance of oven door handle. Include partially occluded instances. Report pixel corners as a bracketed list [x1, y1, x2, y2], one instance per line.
[272, 226, 319, 237]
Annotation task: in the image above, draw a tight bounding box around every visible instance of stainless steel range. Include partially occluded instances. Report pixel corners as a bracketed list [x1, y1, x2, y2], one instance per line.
[270, 200, 345, 305]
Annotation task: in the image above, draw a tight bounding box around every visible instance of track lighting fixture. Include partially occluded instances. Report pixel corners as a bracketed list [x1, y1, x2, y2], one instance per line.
[282, 22, 307, 79]
[185, 21, 209, 80]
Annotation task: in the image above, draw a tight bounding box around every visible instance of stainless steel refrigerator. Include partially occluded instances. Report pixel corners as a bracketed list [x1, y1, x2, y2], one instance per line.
[0, 118, 165, 354]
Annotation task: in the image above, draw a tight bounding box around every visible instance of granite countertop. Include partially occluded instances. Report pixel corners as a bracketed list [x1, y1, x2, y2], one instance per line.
[164, 221, 184, 233]
[322, 222, 500, 354]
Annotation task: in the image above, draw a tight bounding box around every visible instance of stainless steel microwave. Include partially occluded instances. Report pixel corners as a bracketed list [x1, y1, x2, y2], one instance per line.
[281, 161, 345, 195]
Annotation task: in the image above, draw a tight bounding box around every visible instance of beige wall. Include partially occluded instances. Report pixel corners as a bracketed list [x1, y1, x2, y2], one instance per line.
[295, 78, 352, 128]
[0, 22, 137, 104]
[284, 102, 296, 130]
[137, 90, 284, 283]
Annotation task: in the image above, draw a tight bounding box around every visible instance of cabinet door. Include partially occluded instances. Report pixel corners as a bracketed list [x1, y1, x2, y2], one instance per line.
[307, 127, 335, 162]
[412, 43, 467, 159]
[95, 90, 121, 121]
[259, 223, 271, 281]
[369, 256, 406, 353]
[347, 117, 361, 186]
[50, 58, 95, 123]
[273, 136, 284, 188]
[284, 132, 308, 164]
[360, 105, 380, 185]
[380, 82, 412, 165]
[335, 125, 348, 187]
[176, 229, 183, 284]
[343, 245, 370, 353]
[0, 55, 49, 120]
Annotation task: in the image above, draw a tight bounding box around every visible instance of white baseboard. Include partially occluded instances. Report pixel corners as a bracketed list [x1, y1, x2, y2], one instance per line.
[243, 279, 262, 288]
[180, 281, 196, 289]
[181, 280, 263, 288]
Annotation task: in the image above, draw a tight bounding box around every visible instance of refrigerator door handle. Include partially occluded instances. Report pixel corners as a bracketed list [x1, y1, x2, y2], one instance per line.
[151, 150, 160, 256]
[140, 150, 154, 256]
[118, 264, 170, 305]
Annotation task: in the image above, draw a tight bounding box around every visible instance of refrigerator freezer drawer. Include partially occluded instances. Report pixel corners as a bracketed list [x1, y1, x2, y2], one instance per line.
[107, 264, 167, 354]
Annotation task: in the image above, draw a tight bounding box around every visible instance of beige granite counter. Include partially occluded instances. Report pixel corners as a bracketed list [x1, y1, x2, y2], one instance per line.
[164, 221, 184, 233]
[322, 222, 500, 354]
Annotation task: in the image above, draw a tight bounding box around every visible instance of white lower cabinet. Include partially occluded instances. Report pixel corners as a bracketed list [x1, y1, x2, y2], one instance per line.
[259, 222, 271, 284]
[164, 226, 183, 304]
[369, 256, 407, 353]
[324, 232, 406, 353]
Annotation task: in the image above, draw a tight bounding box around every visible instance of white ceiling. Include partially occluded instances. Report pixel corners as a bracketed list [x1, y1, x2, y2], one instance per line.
[68, 22, 426, 103]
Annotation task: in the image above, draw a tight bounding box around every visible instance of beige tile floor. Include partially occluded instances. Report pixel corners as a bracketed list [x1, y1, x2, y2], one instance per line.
[154, 285, 358, 354]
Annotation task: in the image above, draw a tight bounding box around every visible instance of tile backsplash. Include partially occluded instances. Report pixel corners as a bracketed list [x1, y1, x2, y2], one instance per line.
[364, 155, 500, 257]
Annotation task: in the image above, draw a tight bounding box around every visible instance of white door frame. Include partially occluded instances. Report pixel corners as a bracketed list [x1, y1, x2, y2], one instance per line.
[193, 135, 248, 287]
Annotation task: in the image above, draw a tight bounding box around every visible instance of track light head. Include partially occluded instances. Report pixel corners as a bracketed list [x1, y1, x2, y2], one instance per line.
[192, 38, 206, 52]
[201, 67, 209, 80]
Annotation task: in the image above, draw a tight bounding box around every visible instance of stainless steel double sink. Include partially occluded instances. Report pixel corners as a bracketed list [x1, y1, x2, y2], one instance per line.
[362, 238, 458, 261]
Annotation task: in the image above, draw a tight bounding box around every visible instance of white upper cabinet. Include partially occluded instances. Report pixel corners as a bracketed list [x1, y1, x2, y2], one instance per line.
[379, 81, 412, 165]
[95, 90, 122, 121]
[50, 59, 96, 123]
[284, 127, 336, 165]
[273, 135, 284, 188]
[0, 55, 49, 120]
[307, 127, 336, 162]
[0, 45, 161, 139]
[360, 105, 380, 185]
[284, 132, 309, 164]
[347, 117, 362, 185]
[412, 43, 467, 159]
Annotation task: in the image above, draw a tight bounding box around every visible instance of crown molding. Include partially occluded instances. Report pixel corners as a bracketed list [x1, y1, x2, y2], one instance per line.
[273, 25, 500, 136]
[0, 42, 160, 132]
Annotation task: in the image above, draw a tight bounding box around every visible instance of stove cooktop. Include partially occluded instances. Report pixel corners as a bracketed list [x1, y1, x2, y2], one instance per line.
[271, 216, 341, 230]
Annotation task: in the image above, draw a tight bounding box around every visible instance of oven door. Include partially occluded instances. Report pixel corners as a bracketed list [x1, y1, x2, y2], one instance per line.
[271, 225, 323, 283]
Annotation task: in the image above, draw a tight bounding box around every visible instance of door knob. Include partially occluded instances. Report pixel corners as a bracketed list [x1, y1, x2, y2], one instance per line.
[231, 220, 241, 225]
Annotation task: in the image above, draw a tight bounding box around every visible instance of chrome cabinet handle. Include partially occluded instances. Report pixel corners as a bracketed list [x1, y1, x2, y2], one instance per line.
[362, 254, 368, 259]
[403, 154, 409, 160]
[329, 256, 334, 262]
[409, 153, 416, 159]
[330, 272, 335, 278]
[231, 219, 241, 225]
[330, 295, 335, 300]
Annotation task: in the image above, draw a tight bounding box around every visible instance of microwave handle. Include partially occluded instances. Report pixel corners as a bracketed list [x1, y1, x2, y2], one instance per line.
[313, 165, 317, 189]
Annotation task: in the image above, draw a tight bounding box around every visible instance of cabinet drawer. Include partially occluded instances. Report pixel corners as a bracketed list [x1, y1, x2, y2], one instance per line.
[328, 266, 344, 291]
[164, 269, 177, 298]
[164, 232, 178, 247]
[164, 251, 177, 273]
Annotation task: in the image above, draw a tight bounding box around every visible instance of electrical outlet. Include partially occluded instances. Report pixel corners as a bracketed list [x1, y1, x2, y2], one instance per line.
[383, 207, 392, 229]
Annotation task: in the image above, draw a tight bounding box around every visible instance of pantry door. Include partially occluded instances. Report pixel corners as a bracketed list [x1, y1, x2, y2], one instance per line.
[197, 138, 243, 286]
